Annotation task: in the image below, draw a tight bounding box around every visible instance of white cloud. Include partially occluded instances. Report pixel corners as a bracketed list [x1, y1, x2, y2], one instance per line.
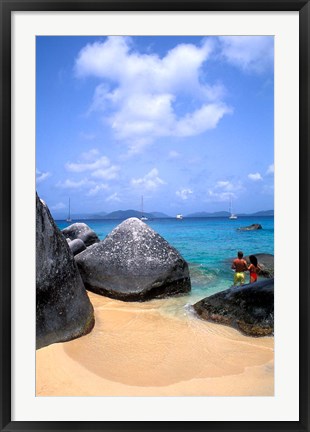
[50, 202, 66, 210]
[219, 36, 274, 74]
[215, 180, 236, 191]
[75, 36, 231, 152]
[75, 37, 132, 80]
[266, 164, 274, 175]
[248, 172, 263, 181]
[110, 92, 176, 142]
[131, 168, 165, 191]
[87, 184, 109, 196]
[60, 151, 121, 194]
[56, 178, 93, 189]
[65, 155, 110, 172]
[174, 103, 232, 137]
[106, 192, 121, 202]
[75, 36, 214, 86]
[208, 179, 243, 201]
[36, 169, 51, 183]
[66, 152, 120, 180]
[91, 165, 120, 180]
[208, 190, 235, 202]
[176, 188, 193, 200]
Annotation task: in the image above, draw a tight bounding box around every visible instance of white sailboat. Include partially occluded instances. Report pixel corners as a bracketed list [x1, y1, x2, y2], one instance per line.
[176, 214, 183, 220]
[66, 198, 72, 222]
[140, 196, 148, 221]
[229, 196, 237, 220]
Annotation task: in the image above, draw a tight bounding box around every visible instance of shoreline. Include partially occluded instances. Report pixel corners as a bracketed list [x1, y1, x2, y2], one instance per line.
[36, 292, 274, 396]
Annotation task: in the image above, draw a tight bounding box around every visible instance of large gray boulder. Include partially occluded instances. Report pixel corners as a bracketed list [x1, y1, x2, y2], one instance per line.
[75, 217, 191, 301]
[62, 222, 100, 247]
[36, 194, 95, 349]
[193, 278, 274, 336]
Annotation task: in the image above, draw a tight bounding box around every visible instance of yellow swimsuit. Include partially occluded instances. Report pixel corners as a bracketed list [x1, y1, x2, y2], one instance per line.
[234, 272, 245, 285]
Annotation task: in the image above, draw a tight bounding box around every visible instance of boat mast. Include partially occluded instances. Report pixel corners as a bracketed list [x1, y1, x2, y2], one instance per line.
[229, 195, 237, 219]
[140, 195, 148, 220]
[66, 198, 72, 222]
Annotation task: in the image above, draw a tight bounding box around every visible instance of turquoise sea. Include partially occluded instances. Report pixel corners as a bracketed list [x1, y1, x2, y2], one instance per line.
[56, 216, 274, 305]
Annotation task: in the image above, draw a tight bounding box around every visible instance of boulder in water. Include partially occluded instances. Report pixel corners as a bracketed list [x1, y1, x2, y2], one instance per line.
[68, 238, 87, 256]
[62, 222, 100, 247]
[237, 223, 262, 231]
[75, 217, 191, 301]
[193, 278, 274, 336]
[36, 194, 95, 349]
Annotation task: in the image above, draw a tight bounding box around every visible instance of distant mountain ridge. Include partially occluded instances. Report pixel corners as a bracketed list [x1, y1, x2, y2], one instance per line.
[185, 210, 274, 218]
[250, 210, 274, 216]
[56, 209, 273, 220]
[185, 211, 230, 218]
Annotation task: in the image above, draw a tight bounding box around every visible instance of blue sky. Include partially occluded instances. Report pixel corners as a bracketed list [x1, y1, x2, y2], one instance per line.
[36, 36, 274, 218]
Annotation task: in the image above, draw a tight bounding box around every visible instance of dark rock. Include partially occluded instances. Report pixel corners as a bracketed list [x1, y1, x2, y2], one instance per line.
[36, 194, 95, 349]
[62, 223, 100, 247]
[68, 238, 87, 256]
[75, 217, 191, 301]
[245, 253, 274, 278]
[237, 223, 262, 231]
[193, 278, 274, 337]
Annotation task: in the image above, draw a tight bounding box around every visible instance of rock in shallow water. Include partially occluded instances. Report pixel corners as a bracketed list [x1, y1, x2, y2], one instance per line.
[68, 238, 87, 256]
[193, 278, 274, 336]
[62, 222, 100, 247]
[36, 194, 95, 349]
[75, 217, 191, 301]
[237, 223, 262, 231]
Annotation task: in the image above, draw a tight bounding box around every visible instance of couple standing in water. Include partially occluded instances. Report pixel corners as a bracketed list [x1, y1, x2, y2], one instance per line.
[231, 251, 260, 285]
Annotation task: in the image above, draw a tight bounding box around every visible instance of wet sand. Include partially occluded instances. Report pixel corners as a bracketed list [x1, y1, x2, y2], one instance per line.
[36, 292, 274, 396]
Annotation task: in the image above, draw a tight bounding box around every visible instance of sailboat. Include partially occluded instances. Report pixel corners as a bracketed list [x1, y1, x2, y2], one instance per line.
[66, 198, 72, 222]
[140, 196, 148, 221]
[229, 196, 237, 220]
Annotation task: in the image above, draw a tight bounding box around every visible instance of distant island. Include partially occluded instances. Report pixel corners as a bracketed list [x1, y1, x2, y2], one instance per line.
[186, 210, 274, 218]
[186, 211, 230, 218]
[57, 209, 274, 221]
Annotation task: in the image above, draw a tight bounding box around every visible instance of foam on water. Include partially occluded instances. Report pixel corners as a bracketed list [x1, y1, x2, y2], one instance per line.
[183, 302, 198, 318]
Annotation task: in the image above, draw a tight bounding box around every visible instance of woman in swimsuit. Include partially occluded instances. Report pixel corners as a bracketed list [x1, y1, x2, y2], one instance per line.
[248, 255, 261, 283]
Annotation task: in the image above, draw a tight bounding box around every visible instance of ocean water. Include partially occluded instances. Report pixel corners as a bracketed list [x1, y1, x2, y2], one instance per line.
[56, 216, 274, 305]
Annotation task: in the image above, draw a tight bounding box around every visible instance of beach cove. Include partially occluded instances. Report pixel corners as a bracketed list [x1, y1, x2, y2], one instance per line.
[36, 291, 274, 397]
[36, 216, 274, 396]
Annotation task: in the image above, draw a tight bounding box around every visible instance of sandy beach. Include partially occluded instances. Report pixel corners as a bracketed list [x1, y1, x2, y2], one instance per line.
[36, 291, 274, 397]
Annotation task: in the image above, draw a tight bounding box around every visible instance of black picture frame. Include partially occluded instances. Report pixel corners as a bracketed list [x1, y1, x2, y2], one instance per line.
[1, 0, 309, 431]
